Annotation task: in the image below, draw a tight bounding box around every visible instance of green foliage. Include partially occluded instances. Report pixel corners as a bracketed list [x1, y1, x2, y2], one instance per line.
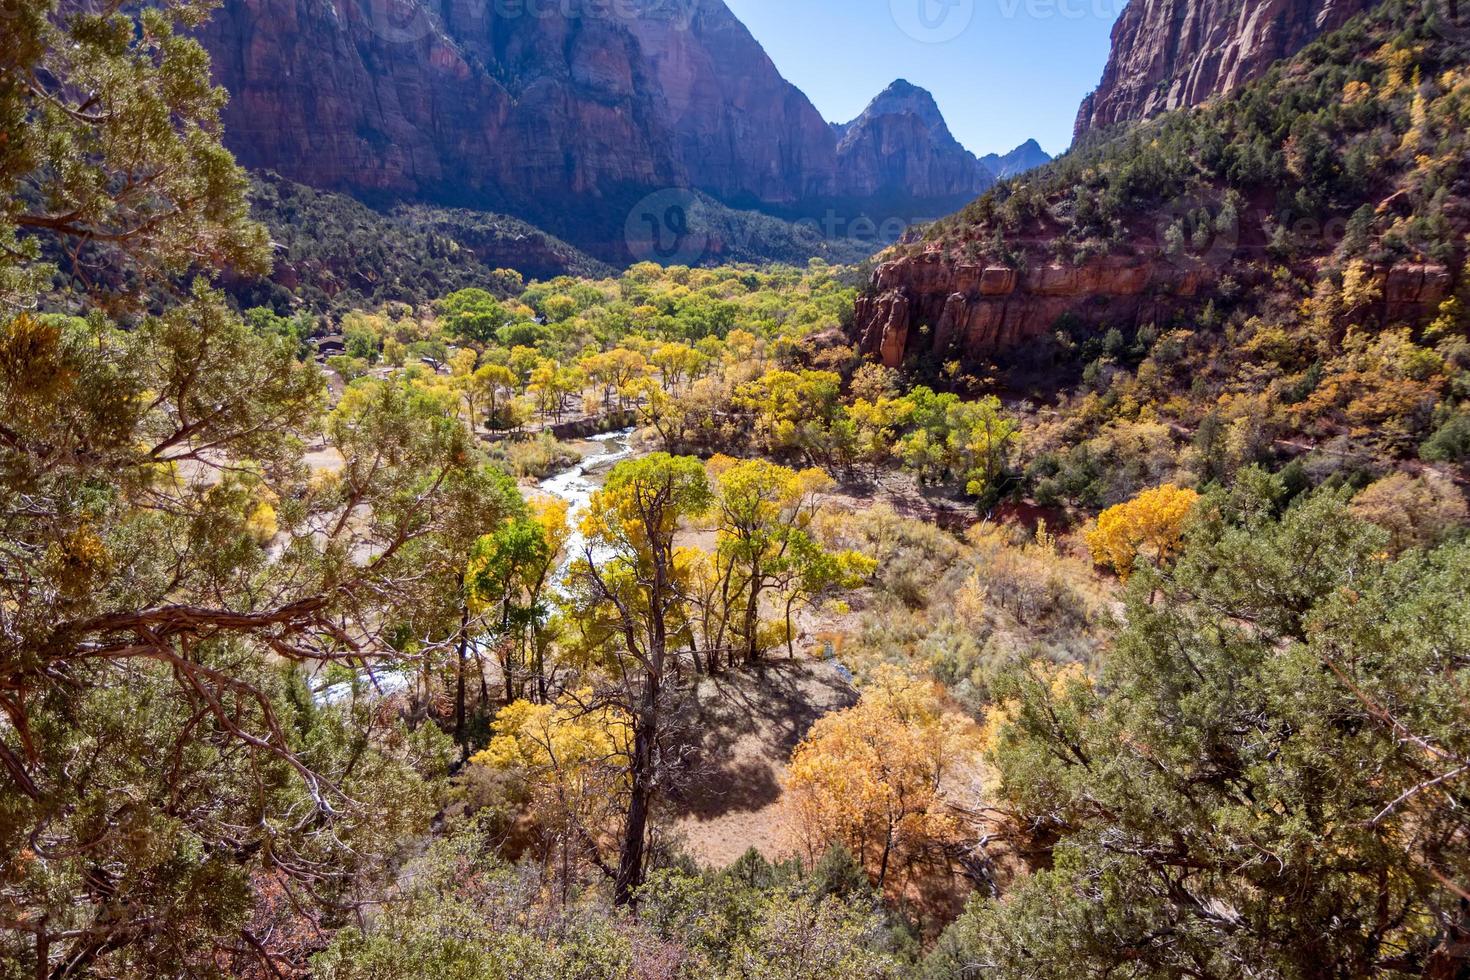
[933, 486, 1470, 978]
[8, 0, 1470, 972]
[1, 654, 444, 978]
[638, 862, 908, 979]
[244, 306, 315, 360]
[895, 388, 1018, 500]
[1422, 410, 1470, 463]
[0, 10, 532, 967]
[234, 174, 610, 314]
[314, 831, 637, 980]
[1029, 420, 1182, 509]
[1, 0, 269, 312]
[315, 830, 907, 980]
[439, 288, 514, 347]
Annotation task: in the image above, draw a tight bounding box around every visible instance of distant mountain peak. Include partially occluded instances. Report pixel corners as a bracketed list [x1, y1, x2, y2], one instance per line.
[830, 80, 991, 205]
[844, 79, 949, 139]
[979, 139, 1052, 179]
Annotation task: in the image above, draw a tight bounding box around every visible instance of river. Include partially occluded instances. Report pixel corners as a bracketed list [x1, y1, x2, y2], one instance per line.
[536, 427, 638, 578]
[316, 428, 637, 705]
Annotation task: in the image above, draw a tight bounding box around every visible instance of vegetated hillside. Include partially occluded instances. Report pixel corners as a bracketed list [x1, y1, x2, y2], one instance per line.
[855, 0, 1470, 468]
[226, 174, 881, 315]
[227, 173, 614, 314]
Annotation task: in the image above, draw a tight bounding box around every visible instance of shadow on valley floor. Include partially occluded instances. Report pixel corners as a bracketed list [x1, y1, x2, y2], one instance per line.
[669, 658, 855, 829]
[823, 470, 978, 535]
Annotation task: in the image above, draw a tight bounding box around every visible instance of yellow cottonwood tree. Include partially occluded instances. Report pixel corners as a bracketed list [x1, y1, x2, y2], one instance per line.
[1085, 483, 1200, 579]
[706, 455, 836, 666]
[786, 666, 978, 892]
[471, 694, 632, 878]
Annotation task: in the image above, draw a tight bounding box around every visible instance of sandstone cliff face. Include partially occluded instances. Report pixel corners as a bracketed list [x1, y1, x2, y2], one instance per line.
[832, 80, 993, 204]
[200, 0, 815, 211]
[852, 0, 1455, 372]
[854, 247, 1205, 368]
[197, 0, 985, 256]
[1074, 0, 1373, 141]
[853, 245, 1451, 370]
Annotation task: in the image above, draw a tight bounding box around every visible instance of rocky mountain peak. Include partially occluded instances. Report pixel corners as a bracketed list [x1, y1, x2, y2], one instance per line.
[829, 80, 991, 210]
[837, 79, 952, 145]
[979, 139, 1053, 179]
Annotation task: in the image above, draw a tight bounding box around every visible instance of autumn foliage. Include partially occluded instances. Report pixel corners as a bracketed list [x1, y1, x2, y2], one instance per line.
[786, 667, 978, 894]
[1085, 483, 1201, 578]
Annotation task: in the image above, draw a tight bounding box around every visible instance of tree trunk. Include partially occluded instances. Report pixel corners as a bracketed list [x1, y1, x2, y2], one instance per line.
[877, 819, 894, 891]
[454, 596, 470, 758]
[785, 593, 798, 659]
[476, 649, 490, 706]
[502, 605, 516, 704]
[614, 701, 657, 906]
[534, 638, 547, 703]
[743, 563, 762, 666]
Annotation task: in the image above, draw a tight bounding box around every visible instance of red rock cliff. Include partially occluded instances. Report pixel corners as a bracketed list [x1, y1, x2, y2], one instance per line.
[199, 0, 808, 207]
[1074, 0, 1373, 141]
[854, 243, 1450, 370]
[197, 0, 987, 255]
[854, 247, 1206, 368]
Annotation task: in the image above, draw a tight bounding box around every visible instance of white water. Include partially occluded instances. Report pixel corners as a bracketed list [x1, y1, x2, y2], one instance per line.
[536, 428, 638, 580]
[315, 667, 412, 707]
[313, 429, 638, 707]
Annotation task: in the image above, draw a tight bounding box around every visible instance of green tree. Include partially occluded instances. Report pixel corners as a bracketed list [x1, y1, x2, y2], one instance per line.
[896, 388, 1017, 499]
[471, 362, 519, 430]
[566, 454, 712, 906]
[438, 288, 511, 347]
[467, 501, 568, 705]
[0, 6, 510, 971]
[704, 457, 871, 666]
[705, 457, 831, 666]
[930, 485, 1470, 979]
[0, 279, 490, 978]
[0, 0, 268, 312]
[736, 369, 845, 464]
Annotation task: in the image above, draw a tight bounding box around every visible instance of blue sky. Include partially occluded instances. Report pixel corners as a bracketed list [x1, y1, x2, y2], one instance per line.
[722, 0, 1126, 158]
